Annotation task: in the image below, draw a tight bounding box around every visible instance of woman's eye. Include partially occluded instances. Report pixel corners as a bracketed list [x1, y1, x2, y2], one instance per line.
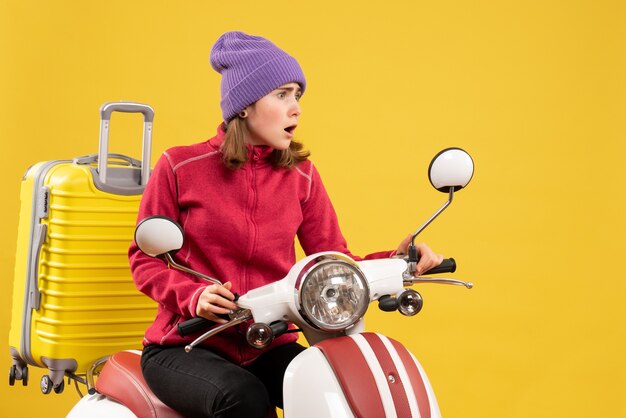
[295, 93, 302, 101]
[277, 92, 286, 99]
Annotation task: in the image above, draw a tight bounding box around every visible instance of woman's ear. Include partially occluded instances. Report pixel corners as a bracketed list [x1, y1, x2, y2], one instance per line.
[238, 108, 248, 119]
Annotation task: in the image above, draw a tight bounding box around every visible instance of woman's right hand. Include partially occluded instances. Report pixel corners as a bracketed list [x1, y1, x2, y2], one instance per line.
[196, 281, 238, 324]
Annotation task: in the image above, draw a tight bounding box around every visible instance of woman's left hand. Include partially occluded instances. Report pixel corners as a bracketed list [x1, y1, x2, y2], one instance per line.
[396, 234, 444, 276]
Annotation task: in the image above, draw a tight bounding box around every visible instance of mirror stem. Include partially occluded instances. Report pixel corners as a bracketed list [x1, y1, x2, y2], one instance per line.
[164, 253, 223, 286]
[410, 187, 455, 246]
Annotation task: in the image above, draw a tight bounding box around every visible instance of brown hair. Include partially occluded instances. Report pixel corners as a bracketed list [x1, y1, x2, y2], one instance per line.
[221, 117, 310, 170]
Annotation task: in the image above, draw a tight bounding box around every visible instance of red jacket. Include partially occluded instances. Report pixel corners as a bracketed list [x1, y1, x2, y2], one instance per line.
[129, 126, 392, 365]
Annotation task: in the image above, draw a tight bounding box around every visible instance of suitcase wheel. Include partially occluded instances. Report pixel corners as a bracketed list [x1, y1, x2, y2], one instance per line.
[9, 365, 15, 386]
[8, 364, 28, 387]
[40, 374, 64, 394]
[40, 375, 53, 394]
[53, 379, 65, 394]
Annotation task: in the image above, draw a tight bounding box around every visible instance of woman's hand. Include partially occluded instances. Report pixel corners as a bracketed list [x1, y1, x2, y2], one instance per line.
[196, 281, 238, 324]
[396, 234, 444, 276]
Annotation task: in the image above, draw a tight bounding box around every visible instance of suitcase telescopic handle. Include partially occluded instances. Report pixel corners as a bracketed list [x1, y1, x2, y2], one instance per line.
[100, 102, 155, 122]
[98, 102, 154, 186]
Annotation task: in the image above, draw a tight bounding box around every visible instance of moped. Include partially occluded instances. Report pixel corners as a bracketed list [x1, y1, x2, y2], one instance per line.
[66, 147, 475, 418]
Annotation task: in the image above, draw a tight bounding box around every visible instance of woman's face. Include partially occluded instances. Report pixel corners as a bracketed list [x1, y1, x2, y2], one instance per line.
[244, 82, 302, 150]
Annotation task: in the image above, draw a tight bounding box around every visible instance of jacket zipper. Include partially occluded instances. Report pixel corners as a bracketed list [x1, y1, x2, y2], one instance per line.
[239, 149, 260, 364]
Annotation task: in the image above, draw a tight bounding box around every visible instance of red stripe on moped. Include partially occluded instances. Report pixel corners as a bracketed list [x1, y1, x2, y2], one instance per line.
[362, 333, 413, 417]
[390, 338, 431, 418]
[317, 335, 386, 418]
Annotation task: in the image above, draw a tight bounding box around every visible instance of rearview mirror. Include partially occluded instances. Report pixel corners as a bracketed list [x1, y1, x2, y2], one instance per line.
[428, 148, 474, 192]
[134, 216, 184, 257]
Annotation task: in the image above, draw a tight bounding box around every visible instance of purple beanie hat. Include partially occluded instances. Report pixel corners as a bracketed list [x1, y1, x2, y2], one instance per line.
[210, 31, 306, 122]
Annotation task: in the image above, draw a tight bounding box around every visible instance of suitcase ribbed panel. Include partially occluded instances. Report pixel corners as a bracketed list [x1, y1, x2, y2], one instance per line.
[12, 162, 156, 375]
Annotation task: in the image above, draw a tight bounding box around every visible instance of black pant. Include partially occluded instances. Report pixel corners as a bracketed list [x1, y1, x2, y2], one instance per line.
[141, 343, 305, 418]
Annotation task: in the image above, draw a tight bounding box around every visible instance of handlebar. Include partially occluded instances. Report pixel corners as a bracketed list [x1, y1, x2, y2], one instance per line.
[178, 292, 240, 336]
[403, 257, 473, 288]
[423, 258, 456, 275]
[178, 317, 215, 337]
[178, 257, 465, 339]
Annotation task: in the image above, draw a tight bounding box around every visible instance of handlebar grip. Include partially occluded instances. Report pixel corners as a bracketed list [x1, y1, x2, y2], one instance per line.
[178, 317, 214, 337]
[423, 258, 456, 275]
[270, 321, 289, 338]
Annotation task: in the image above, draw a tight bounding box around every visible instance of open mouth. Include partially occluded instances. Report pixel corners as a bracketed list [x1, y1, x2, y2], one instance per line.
[284, 125, 297, 135]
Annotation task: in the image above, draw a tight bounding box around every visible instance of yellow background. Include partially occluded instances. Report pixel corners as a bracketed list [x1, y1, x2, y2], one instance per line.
[1, 0, 625, 417]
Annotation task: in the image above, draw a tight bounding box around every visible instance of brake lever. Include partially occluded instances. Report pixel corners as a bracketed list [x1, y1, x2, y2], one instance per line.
[403, 274, 473, 289]
[184, 308, 253, 352]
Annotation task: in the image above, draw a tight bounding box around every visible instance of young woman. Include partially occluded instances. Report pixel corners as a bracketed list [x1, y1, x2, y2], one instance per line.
[129, 31, 443, 418]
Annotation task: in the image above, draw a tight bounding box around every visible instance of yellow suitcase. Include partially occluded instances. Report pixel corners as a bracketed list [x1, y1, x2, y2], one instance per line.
[8, 102, 157, 394]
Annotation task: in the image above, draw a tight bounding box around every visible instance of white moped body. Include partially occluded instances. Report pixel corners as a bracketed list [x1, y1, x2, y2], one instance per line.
[69, 393, 137, 418]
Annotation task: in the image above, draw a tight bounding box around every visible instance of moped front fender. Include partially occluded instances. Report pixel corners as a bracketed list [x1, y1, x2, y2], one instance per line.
[283, 332, 441, 418]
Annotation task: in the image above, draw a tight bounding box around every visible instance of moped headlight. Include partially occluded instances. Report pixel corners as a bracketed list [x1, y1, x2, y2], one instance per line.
[296, 255, 370, 332]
